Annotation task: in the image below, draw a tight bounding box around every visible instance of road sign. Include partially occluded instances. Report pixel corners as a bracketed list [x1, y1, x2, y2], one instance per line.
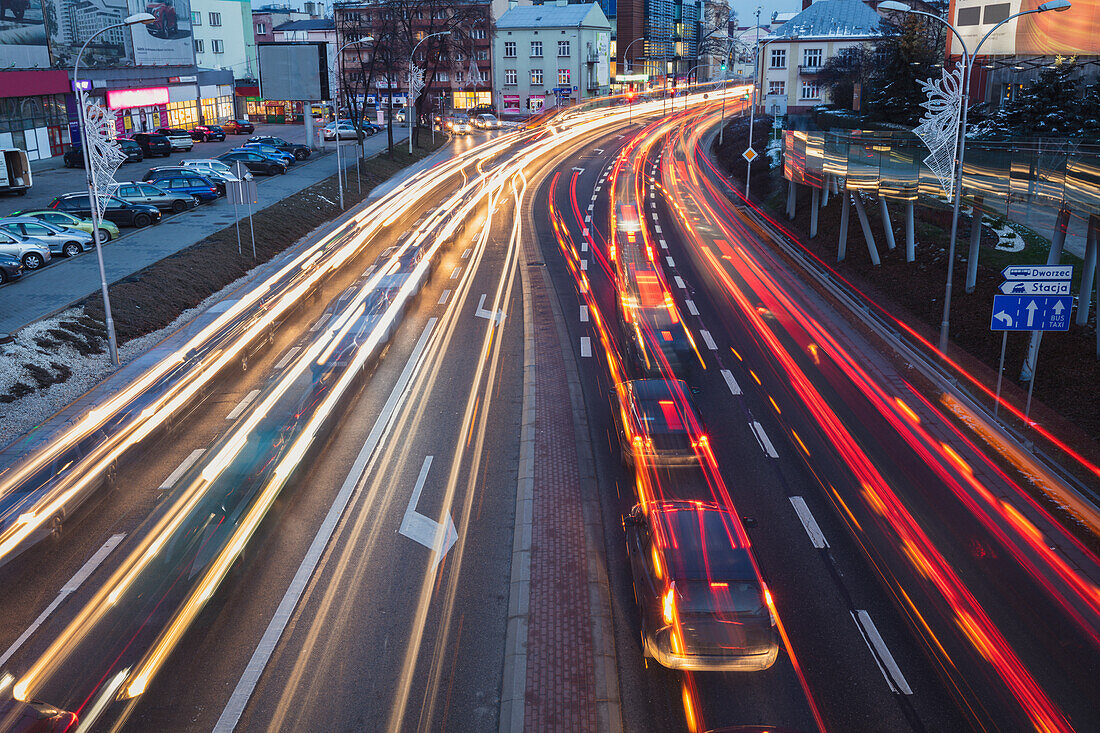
[990, 295, 1073, 332]
[742, 148, 758, 163]
[1001, 265, 1073, 281]
[998, 280, 1071, 295]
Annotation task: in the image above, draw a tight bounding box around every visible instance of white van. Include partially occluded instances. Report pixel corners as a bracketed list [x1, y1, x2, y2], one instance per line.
[0, 149, 32, 195]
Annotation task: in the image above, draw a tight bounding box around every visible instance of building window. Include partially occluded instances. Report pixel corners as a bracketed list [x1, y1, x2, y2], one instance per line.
[558, 40, 570, 56]
[767, 80, 785, 96]
[255, 23, 265, 34]
[209, 12, 221, 26]
[770, 48, 786, 69]
[530, 40, 542, 57]
[504, 68, 517, 85]
[558, 68, 570, 85]
[194, 39, 204, 53]
[531, 68, 543, 85]
[476, 49, 488, 60]
[191, 11, 201, 25]
[437, 71, 449, 82]
[504, 41, 516, 57]
[478, 69, 489, 83]
[471, 28, 486, 39]
[212, 39, 224, 53]
[800, 81, 820, 99]
[803, 48, 822, 68]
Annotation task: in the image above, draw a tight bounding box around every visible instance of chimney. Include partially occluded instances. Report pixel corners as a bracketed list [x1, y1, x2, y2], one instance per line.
[802, 0, 811, 8]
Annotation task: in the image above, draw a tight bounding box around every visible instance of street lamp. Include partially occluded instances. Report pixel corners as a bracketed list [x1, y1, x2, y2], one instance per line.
[877, 0, 1071, 353]
[745, 34, 781, 199]
[410, 31, 451, 154]
[622, 37, 646, 125]
[74, 11, 155, 366]
[333, 36, 373, 210]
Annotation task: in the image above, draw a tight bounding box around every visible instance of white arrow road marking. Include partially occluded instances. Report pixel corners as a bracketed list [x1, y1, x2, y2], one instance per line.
[226, 389, 260, 421]
[572, 167, 585, 173]
[399, 456, 458, 572]
[475, 294, 505, 325]
[160, 449, 206, 491]
[750, 421, 779, 458]
[789, 496, 829, 548]
[0, 533, 125, 667]
[685, 299, 699, 316]
[274, 347, 301, 371]
[994, 311, 1013, 327]
[1026, 300, 1038, 327]
[852, 610, 912, 695]
[594, 148, 604, 154]
[720, 369, 742, 395]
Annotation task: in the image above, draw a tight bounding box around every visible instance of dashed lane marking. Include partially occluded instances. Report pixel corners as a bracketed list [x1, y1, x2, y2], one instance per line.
[450, 266, 462, 279]
[853, 610, 913, 695]
[274, 347, 301, 371]
[580, 305, 589, 322]
[685, 299, 698, 316]
[699, 329, 718, 351]
[226, 389, 261, 421]
[666, 256, 676, 268]
[438, 289, 451, 305]
[789, 496, 829, 548]
[675, 276, 686, 289]
[160, 449, 206, 491]
[580, 336, 592, 357]
[720, 369, 742, 395]
[749, 421, 779, 458]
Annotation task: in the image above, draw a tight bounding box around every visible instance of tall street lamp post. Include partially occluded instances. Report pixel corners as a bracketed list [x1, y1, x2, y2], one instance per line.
[410, 31, 451, 154]
[745, 35, 780, 199]
[333, 36, 373, 210]
[622, 36, 646, 125]
[877, 0, 1071, 353]
[74, 12, 156, 366]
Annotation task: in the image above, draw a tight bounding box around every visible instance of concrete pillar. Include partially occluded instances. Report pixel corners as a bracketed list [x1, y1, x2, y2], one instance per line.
[964, 197, 984, 293]
[810, 187, 820, 238]
[878, 197, 896, 251]
[838, 192, 850, 262]
[905, 201, 915, 262]
[851, 193, 881, 266]
[787, 179, 797, 220]
[1076, 214, 1098, 326]
[1021, 207, 1071, 381]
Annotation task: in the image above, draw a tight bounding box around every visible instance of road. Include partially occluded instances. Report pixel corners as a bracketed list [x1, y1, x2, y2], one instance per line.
[0, 90, 1097, 733]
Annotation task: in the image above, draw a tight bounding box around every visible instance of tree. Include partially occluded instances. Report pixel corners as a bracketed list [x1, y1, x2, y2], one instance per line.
[970, 56, 1085, 139]
[865, 10, 947, 125]
[818, 45, 873, 111]
[696, 0, 734, 80]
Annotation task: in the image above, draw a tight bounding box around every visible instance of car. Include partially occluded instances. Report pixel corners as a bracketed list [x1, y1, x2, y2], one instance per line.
[144, 165, 227, 195]
[394, 107, 410, 123]
[247, 135, 311, 160]
[0, 217, 93, 258]
[466, 103, 497, 117]
[115, 181, 199, 212]
[63, 138, 143, 168]
[189, 124, 226, 142]
[361, 120, 382, 136]
[9, 209, 119, 242]
[322, 122, 360, 141]
[154, 127, 195, 152]
[611, 379, 706, 467]
[447, 114, 471, 134]
[625, 500, 780, 672]
[129, 132, 173, 157]
[48, 192, 162, 228]
[145, 0, 177, 37]
[140, 170, 220, 202]
[220, 119, 255, 135]
[0, 228, 51, 270]
[180, 158, 251, 184]
[0, 252, 22, 284]
[217, 150, 286, 175]
[237, 143, 295, 166]
[473, 113, 501, 130]
[0, 698, 77, 732]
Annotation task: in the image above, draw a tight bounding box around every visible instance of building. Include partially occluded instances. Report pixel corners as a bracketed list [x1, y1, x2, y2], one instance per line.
[759, 0, 881, 119]
[251, 0, 329, 15]
[494, 2, 611, 115]
[728, 25, 771, 78]
[252, 6, 315, 45]
[615, 0, 703, 87]
[191, 0, 259, 82]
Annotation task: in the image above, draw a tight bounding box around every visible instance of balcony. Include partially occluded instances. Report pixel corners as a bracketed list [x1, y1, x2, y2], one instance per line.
[798, 64, 823, 76]
[587, 49, 599, 63]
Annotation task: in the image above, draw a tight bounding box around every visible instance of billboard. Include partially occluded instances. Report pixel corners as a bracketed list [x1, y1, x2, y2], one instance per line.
[0, 0, 51, 68]
[128, 0, 194, 65]
[258, 41, 329, 101]
[948, 0, 1100, 55]
[41, 0, 193, 68]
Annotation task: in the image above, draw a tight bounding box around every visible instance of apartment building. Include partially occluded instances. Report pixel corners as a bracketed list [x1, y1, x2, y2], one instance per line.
[192, 0, 260, 82]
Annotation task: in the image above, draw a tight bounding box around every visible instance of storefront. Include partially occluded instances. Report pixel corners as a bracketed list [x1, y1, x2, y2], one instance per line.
[164, 80, 235, 128]
[106, 87, 169, 135]
[451, 91, 493, 110]
[0, 71, 74, 162]
[527, 95, 545, 112]
[502, 95, 521, 114]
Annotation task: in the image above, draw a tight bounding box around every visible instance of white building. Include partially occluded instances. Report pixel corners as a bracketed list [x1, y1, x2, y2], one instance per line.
[191, 0, 259, 81]
[493, 2, 611, 116]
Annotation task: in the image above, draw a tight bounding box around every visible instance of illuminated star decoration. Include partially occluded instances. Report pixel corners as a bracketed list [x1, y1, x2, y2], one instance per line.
[913, 61, 964, 200]
[82, 100, 127, 218]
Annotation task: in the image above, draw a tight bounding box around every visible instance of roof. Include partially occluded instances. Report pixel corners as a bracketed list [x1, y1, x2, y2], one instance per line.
[771, 0, 882, 39]
[274, 18, 335, 30]
[496, 3, 609, 29]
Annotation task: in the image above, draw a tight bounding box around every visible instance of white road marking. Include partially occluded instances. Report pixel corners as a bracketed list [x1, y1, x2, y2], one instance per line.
[580, 305, 589, 322]
[572, 166, 585, 173]
[665, 256, 676, 268]
[309, 312, 330, 332]
[659, 239, 668, 250]
[581, 241, 588, 253]
[273, 346, 301, 371]
[362, 265, 375, 278]
[475, 294, 505, 325]
[675, 276, 686, 289]
[789, 497, 829, 549]
[399, 455, 457, 570]
[581, 259, 588, 271]
[699, 329, 718, 351]
[720, 369, 742, 396]
[650, 201, 656, 209]
[852, 610, 913, 695]
[654, 224, 662, 233]
[461, 248, 471, 259]
[750, 421, 779, 458]
[594, 186, 601, 192]
[651, 213, 659, 222]
[685, 299, 698, 316]
[213, 319, 438, 733]
[225, 389, 260, 421]
[160, 449, 206, 491]
[438, 289, 451, 305]
[594, 148, 604, 154]
[450, 266, 461, 279]
[0, 533, 126, 668]
[582, 227, 589, 237]
[588, 203, 594, 211]
[580, 336, 592, 357]
[584, 214, 591, 222]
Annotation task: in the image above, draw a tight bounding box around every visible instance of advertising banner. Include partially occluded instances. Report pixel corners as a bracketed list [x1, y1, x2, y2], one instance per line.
[42, 0, 131, 67]
[947, 0, 1100, 55]
[128, 0, 194, 66]
[503, 94, 520, 111]
[0, 0, 51, 67]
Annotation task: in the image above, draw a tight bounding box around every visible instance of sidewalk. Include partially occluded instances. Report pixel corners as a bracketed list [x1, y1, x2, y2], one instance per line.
[0, 131, 404, 336]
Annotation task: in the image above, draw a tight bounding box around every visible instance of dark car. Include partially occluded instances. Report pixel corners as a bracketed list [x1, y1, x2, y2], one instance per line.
[141, 170, 220, 202]
[145, 164, 228, 194]
[246, 135, 311, 160]
[217, 150, 285, 175]
[0, 252, 22, 284]
[129, 132, 173, 157]
[625, 500, 780, 672]
[611, 379, 706, 467]
[116, 181, 199, 212]
[220, 119, 255, 135]
[48, 192, 162, 228]
[63, 139, 143, 168]
[0, 699, 77, 732]
[465, 103, 497, 117]
[189, 124, 226, 142]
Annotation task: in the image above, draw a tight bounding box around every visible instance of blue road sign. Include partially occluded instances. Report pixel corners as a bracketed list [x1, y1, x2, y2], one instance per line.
[990, 295, 1073, 332]
[1001, 265, 1073, 281]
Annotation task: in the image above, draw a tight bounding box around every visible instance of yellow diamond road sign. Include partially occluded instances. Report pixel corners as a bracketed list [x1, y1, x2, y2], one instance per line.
[742, 148, 758, 163]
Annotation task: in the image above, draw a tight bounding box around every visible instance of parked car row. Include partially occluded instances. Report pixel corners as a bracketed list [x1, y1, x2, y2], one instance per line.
[61, 121, 264, 171]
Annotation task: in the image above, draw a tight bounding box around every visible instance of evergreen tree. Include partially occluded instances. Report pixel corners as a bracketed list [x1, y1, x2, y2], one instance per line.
[994, 57, 1082, 138]
[865, 14, 947, 125]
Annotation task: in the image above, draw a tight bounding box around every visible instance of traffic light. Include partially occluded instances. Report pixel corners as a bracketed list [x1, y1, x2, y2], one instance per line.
[720, 61, 727, 71]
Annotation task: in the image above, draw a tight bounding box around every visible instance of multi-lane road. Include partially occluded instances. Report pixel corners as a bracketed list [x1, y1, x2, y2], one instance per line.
[0, 89, 1098, 733]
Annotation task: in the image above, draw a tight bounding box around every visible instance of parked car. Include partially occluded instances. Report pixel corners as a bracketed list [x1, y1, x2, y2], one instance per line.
[361, 121, 383, 136]
[180, 158, 251, 185]
[188, 124, 226, 142]
[48, 192, 162, 228]
[322, 122, 359, 141]
[0, 148, 31, 195]
[246, 135, 311, 160]
[0, 252, 22, 284]
[144, 164, 227, 194]
[220, 119, 255, 135]
[8, 209, 119, 242]
[141, 170, 220, 202]
[473, 113, 502, 130]
[216, 150, 286, 175]
[0, 228, 51, 270]
[63, 139, 143, 168]
[145, 0, 177, 37]
[115, 181, 199, 212]
[238, 143, 295, 166]
[129, 132, 173, 157]
[154, 127, 195, 152]
[0, 217, 93, 258]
